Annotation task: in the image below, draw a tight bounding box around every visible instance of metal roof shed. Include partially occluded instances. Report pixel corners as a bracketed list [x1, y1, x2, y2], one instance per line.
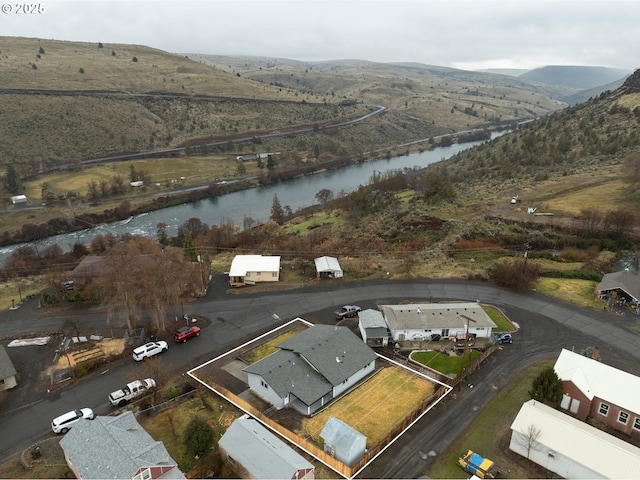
[314, 256, 343, 278]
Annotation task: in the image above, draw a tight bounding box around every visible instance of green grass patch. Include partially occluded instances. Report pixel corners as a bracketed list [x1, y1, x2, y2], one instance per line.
[482, 305, 513, 331]
[533, 278, 602, 309]
[410, 350, 481, 376]
[285, 213, 346, 235]
[426, 358, 555, 479]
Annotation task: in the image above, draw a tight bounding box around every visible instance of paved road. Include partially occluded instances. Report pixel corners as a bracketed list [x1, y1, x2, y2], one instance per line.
[1, 278, 639, 476]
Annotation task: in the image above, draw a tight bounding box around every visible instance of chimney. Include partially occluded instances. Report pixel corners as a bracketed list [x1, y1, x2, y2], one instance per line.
[592, 346, 599, 360]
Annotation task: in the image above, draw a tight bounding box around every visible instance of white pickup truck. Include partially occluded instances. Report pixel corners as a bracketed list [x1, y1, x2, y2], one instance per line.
[109, 378, 156, 407]
[334, 305, 362, 320]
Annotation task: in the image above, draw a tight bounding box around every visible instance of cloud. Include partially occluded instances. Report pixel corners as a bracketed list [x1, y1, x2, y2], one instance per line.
[2, 0, 638, 71]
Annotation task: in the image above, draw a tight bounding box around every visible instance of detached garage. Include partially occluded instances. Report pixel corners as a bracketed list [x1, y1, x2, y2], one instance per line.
[314, 256, 343, 279]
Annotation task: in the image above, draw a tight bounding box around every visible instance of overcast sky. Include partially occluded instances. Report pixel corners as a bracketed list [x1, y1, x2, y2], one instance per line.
[3, 0, 638, 71]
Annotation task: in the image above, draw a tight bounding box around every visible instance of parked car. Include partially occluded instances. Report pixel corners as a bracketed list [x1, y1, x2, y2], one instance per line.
[495, 333, 513, 344]
[132, 340, 168, 361]
[430, 334, 442, 341]
[51, 408, 94, 434]
[334, 305, 362, 320]
[174, 325, 201, 343]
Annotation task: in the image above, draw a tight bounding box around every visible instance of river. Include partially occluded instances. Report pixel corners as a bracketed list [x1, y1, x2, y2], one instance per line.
[0, 133, 504, 263]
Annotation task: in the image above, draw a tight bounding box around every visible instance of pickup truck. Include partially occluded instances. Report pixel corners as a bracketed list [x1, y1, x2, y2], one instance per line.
[334, 305, 362, 320]
[109, 378, 156, 407]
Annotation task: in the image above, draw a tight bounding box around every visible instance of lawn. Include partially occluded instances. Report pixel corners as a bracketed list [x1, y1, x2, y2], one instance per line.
[304, 366, 436, 448]
[425, 358, 556, 479]
[410, 350, 481, 376]
[241, 327, 305, 363]
[534, 278, 602, 309]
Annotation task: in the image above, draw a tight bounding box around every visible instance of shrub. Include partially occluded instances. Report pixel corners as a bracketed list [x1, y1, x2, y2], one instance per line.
[183, 417, 214, 456]
[488, 259, 540, 291]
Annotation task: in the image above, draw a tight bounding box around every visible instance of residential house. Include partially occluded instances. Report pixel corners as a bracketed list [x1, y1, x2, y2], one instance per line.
[244, 324, 377, 415]
[554, 348, 640, 439]
[596, 270, 640, 306]
[0, 345, 18, 391]
[379, 302, 496, 343]
[229, 255, 281, 287]
[320, 417, 367, 467]
[219, 414, 314, 480]
[59, 411, 185, 480]
[358, 309, 389, 347]
[314, 256, 343, 279]
[510, 399, 640, 479]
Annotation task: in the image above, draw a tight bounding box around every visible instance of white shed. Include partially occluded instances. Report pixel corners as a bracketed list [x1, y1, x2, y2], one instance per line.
[10, 195, 27, 205]
[314, 256, 343, 278]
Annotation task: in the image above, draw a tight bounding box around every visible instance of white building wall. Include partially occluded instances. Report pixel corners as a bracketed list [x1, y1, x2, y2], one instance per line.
[509, 431, 601, 479]
[246, 372, 287, 410]
[333, 361, 375, 398]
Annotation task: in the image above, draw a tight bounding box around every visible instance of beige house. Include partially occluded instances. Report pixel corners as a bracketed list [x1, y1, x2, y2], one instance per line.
[228, 255, 280, 287]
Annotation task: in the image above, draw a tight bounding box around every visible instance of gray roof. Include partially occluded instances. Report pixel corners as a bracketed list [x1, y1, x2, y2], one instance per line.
[359, 309, 389, 339]
[314, 256, 342, 273]
[596, 271, 640, 302]
[219, 414, 313, 479]
[0, 345, 17, 380]
[380, 302, 496, 330]
[320, 416, 366, 455]
[244, 325, 377, 405]
[59, 411, 185, 480]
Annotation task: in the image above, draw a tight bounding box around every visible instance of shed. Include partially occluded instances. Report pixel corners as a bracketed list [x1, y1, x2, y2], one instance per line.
[0, 345, 18, 391]
[358, 309, 389, 347]
[596, 270, 640, 305]
[10, 195, 27, 205]
[510, 399, 640, 479]
[219, 414, 314, 480]
[314, 256, 343, 279]
[320, 416, 366, 467]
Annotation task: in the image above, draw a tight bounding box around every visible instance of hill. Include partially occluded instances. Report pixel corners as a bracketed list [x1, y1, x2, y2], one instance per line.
[519, 65, 631, 90]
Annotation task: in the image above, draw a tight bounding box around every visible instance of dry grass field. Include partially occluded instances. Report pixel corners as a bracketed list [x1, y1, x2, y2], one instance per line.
[304, 366, 436, 448]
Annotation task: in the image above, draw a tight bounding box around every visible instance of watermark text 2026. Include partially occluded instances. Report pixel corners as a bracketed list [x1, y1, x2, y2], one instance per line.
[1, 3, 46, 14]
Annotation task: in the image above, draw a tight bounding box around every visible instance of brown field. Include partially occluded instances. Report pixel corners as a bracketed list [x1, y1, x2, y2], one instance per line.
[304, 366, 436, 447]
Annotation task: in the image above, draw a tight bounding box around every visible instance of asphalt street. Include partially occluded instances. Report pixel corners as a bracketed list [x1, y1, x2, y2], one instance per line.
[1, 278, 639, 477]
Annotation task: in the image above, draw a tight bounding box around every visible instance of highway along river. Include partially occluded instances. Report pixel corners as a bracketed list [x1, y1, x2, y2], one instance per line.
[0, 132, 505, 262]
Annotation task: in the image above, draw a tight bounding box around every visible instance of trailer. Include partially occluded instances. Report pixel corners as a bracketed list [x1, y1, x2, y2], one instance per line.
[458, 450, 499, 479]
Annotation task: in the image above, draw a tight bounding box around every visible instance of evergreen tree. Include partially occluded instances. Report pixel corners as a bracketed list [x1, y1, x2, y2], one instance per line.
[182, 229, 198, 262]
[528, 367, 563, 404]
[5, 164, 21, 194]
[270, 194, 285, 224]
[183, 417, 214, 456]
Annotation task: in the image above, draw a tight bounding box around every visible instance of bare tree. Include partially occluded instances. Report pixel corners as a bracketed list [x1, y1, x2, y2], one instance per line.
[517, 424, 543, 459]
[576, 208, 602, 236]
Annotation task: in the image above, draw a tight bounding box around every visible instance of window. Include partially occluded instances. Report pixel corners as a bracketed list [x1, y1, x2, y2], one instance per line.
[598, 402, 609, 416]
[618, 411, 629, 424]
[633, 417, 640, 431]
[260, 379, 268, 389]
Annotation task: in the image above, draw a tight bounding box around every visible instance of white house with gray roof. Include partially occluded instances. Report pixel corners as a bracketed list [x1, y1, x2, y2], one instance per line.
[320, 416, 367, 467]
[59, 411, 185, 480]
[358, 309, 389, 347]
[379, 302, 496, 342]
[510, 399, 640, 479]
[219, 414, 314, 479]
[243, 325, 377, 415]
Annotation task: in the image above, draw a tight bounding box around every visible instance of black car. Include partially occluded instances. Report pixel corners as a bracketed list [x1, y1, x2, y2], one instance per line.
[430, 334, 442, 341]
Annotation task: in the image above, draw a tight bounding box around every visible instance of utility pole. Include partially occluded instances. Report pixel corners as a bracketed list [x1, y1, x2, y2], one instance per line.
[459, 314, 477, 389]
